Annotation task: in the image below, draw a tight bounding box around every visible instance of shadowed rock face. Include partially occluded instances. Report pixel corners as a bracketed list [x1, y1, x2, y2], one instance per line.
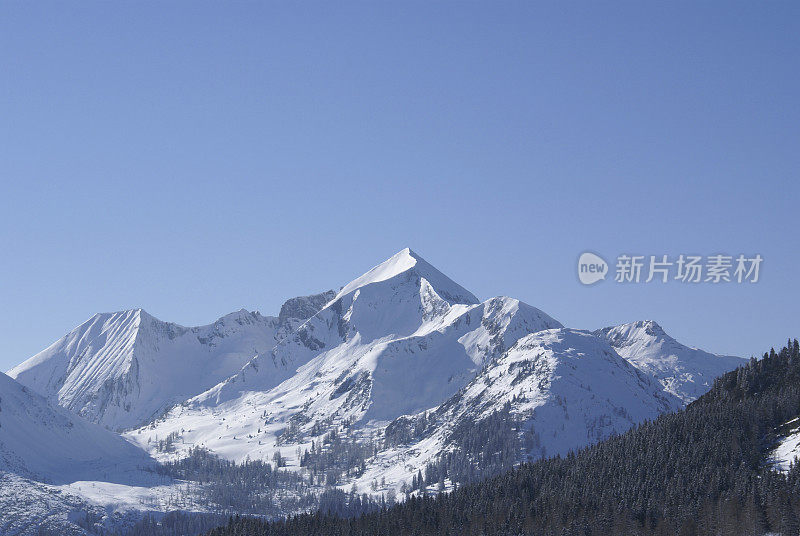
[278, 290, 336, 324]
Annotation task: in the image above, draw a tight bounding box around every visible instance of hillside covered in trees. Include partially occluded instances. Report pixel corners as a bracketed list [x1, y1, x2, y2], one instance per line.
[208, 339, 800, 536]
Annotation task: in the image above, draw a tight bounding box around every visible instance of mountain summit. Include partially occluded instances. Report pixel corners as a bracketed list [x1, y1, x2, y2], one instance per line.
[186, 249, 558, 413]
[595, 320, 745, 403]
[334, 248, 479, 306]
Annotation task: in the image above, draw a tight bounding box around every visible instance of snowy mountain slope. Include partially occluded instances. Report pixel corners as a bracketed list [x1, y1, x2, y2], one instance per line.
[0, 372, 153, 485]
[438, 328, 681, 446]
[8, 292, 333, 431]
[0, 472, 106, 536]
[126, 249, 561, 464]
[768, 417, 800, 472]
[0, 374, 217, 535]
[595, 320, 745, 404]
[341, 328, 682, 493]
[0, 469, 216, 536]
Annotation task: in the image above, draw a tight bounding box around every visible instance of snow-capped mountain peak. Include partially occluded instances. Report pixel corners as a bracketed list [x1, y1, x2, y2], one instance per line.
[595, 320, 745, 403]
[597, 319, 669, 346]
[130, 252, 564, 465]
[187, 250, 494, 408]
[8, 293, 335, 431]
[334, 248, 479, 306]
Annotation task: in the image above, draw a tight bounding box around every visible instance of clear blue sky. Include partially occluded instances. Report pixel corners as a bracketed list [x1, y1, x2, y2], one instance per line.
[1, 1, 798, 371]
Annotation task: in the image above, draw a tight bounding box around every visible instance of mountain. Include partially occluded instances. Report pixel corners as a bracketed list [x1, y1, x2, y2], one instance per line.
[1, 248, 753, 534]
[8, 292, 334, 431]
[128, 249, 562, 466]
[595, 320, 746, 403]
[343, 328, 681, 492]
[127, 251, 743, 498]
[13, 248, 732, 495]
[194, 249, 559, 408]
[0, 372, 153, 484]
[209, 340, 800, 536]
[431, 328, 679, 455]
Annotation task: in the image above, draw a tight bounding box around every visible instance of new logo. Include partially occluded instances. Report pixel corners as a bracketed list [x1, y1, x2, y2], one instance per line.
[578, 252, 608, 285]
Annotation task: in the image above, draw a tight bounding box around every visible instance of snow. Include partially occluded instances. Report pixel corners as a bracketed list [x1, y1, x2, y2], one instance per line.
[769, 417, 800, 472]
[0, 372, 154, 485]
[333, 248, 479, 306]
[0, 471, 210, 536]
[0, 373, 206, 534]
[463, 328, 681, 454]
[0, 374, 218, 534]
[0, 472, 105, 536]
[7, 298, 331, 430]
[596, 320, 745, 403]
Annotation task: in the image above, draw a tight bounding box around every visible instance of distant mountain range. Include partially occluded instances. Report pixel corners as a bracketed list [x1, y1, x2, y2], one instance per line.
[8, 293, 335, 430]
[1, 248, 746, 535]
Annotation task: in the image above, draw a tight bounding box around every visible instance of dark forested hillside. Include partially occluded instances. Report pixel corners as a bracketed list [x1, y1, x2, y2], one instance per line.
[208, 339, 800, 536]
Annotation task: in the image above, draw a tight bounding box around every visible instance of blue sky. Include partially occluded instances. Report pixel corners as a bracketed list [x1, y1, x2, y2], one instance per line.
[1, 1, 798, 371]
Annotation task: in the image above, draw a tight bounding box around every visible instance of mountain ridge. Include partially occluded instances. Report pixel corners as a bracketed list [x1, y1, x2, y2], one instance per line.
[594, 319, 745, 403]
[8, 292, 335, 430]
